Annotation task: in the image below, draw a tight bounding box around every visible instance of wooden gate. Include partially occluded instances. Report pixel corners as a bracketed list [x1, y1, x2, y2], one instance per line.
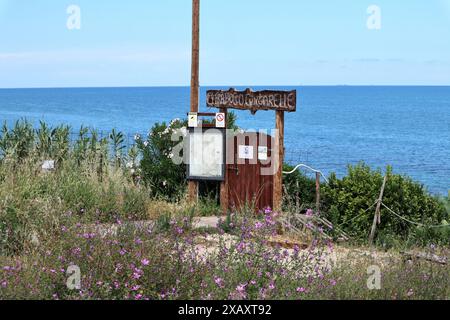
[226, 132, 274, 212]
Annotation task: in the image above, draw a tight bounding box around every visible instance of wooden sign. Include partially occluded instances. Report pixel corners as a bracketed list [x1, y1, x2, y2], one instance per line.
[207, 88, 297, 114]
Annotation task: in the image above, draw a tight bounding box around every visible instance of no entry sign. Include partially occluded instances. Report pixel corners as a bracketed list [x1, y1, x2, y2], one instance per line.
[215, 113, 226, 128]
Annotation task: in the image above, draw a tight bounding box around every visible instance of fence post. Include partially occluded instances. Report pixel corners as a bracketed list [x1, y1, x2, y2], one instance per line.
[315, 172, 321, 214]
[369, 175, 388, 246]
[273, 111, 285, 212]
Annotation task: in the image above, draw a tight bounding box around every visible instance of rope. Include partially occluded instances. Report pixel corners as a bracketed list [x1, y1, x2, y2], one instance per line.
[282, 165, 449, 231]
[381, 202, 450, 229]
[283, 163, 329, 184]
[337, 201, 378, 227]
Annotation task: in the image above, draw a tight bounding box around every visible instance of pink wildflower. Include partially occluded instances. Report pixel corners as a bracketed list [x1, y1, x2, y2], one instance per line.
[214, 277, 225, 288]
[235, 283, 248, 299]
[254, 221, 264, 230]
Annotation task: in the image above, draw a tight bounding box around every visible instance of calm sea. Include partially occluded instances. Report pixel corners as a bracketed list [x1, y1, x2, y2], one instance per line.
[0, 86, 449, 195]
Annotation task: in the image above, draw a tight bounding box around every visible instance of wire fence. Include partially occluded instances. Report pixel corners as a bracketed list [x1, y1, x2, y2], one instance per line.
[284, 150, 312, 166]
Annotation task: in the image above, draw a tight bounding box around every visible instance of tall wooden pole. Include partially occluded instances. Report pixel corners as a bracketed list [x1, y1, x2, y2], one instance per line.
[188, 0, 200, 203]
[273, 111, 285, 212]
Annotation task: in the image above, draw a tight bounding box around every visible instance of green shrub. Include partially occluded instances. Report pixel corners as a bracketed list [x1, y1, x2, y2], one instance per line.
[137, 119, 188, 200]
[282, 164, 316, 210]
[322, 163, 448, 245]
[440, 192, 450, 214]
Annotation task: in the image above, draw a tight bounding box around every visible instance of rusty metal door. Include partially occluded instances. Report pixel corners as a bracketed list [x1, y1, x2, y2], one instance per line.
[227, 132, 274, 212]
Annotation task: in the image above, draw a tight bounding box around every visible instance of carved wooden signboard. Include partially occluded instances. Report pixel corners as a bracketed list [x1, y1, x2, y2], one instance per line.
[207, 88, 297, 114]
[202, 87, 298, 213]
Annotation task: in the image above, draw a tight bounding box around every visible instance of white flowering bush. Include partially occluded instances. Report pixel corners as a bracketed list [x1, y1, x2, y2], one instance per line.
[136, 119, 189, 199]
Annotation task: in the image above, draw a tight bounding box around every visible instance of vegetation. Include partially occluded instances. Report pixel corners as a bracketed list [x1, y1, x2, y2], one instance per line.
[1, 209, 448, 300]
[136, 118, 188, 199]
[283, 162, 449, 246]
[283, 163, 317, 209]
[0, 119, 448, 300]
[322, 164, 449, 246]
[440, 192, 450, 215]
[0, 120, 215, 256]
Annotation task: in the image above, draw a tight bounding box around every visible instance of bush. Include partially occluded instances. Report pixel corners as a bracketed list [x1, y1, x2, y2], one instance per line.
[322, 163, 448, 245]
[282, 164, 316, 210]
[137, 119, 188, 200]
[440, 192, 450, 214]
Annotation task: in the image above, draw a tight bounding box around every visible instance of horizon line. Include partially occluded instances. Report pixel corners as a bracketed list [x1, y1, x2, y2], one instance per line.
[1, 84, 450, 90]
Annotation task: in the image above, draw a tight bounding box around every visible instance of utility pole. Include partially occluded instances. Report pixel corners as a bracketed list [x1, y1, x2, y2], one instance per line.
[188, 0, 200, 203]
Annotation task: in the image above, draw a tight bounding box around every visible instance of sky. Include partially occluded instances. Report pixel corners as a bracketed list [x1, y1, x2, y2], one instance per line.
[0, 0, 450, 88]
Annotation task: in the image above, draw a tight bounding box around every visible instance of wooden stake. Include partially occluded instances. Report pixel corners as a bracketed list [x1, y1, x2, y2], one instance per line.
[273, 111, 285, 212]
[369, 175, 388, 246]
[220, 108, 229, 214]
[188, 0, 200, 203]
[315, 172, 321, 214]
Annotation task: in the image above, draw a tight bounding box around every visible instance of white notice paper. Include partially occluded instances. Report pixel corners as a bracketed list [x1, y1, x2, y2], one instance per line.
[258, 146, 268, 161]
[188, 113, 198, 128]
[238, 145, 254, 160]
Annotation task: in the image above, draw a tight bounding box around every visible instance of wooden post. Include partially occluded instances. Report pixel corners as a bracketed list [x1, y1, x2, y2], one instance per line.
[188, 0, 200, 203]
[273, 111, 285, 212]
[369, 175, 388, 246]
[315, 172, 321, 214]
[220, 108, 229, 214]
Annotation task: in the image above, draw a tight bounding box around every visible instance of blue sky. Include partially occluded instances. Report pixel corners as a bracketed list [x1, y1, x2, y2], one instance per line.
[0, 0, 450, 88]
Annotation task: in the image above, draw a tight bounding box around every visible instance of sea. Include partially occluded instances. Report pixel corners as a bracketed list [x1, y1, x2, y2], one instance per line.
[0, 86, 449, 195]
